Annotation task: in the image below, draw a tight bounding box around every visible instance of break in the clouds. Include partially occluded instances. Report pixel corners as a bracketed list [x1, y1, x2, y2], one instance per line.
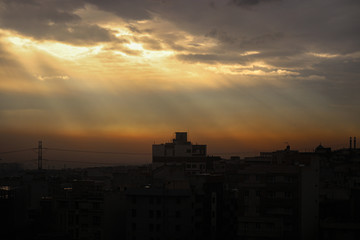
[0, 0, 359, 155]
[0, 0, 358, 88]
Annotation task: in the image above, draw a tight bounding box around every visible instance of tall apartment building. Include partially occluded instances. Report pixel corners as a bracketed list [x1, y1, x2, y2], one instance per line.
[152, 132, 224, 174]
[52, 180, 105, 240]
[226, 147, 320, 240]
[152, 132, 206, 162]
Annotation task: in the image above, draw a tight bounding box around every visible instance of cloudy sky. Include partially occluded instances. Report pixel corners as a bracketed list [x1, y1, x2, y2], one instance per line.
[0, 0, 359, 164]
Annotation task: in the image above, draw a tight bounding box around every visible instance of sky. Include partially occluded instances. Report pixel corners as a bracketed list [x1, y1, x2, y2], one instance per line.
[0, 0, 359, 166]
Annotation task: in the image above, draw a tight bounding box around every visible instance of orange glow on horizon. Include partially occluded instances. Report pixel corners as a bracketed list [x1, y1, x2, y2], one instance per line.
[0, 2, 358, 163]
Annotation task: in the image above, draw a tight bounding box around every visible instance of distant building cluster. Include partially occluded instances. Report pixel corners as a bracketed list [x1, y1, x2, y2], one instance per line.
[1, 133, 360, 240]
[152, 132, 207, 160]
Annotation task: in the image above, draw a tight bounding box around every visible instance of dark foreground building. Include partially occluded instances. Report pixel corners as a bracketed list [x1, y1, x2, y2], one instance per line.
[1, 133, 360, 240]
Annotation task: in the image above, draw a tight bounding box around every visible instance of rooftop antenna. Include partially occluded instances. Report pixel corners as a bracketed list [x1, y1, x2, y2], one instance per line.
[38, 140, 43, 170]
[350, 137, 352, 150]
[284, 142, 290, 151]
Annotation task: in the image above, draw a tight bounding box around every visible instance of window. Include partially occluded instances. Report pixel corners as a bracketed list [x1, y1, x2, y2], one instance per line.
[275, 176, 285, 183]
[132, 209, 136, 217]
[93, 216, 101, 226]
[285, 176, 294, 182]
[244, 223, 248, 230]
[268, 191, 275, 199]
[285, 192, 293, 199]
[149, 210, 154, 218]
[212, 211, 216, 218]
[95, 231, 101, 239]
[93, 202, 100, 209]
[276, 191, 285, 199]
[268, 176, 275, 183]
[195, 208, 202, 216]
[69, 215, 74, 225]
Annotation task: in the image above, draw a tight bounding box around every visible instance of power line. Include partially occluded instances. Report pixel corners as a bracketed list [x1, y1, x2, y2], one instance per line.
[45, 159, 123, 165]
[16, 159, 37, 163]
[0, 159, 35, 163]
[1, 147, 151, 156]
[45, 147, 151, 155]
[0, 148, 35, 154]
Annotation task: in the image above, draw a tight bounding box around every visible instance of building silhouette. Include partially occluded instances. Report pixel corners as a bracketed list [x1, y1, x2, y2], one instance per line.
[1, 133, 360, 239]
[152, 132, 206, 162]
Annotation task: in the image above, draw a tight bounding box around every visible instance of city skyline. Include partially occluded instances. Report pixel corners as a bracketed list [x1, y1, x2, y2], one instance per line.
[0, 0, 359, 160]
[0, 131, 357, 169]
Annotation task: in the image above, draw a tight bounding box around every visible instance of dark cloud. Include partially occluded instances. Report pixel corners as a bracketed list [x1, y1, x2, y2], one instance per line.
[245, 32, 284, 46]
[0, 0, 115, 45]
[205, 29, 236, 44]
[84, 0, 161, 20]
[229, 0, 281, 7]
[50, 24, 114, 45]
[313, 57, 360, 82]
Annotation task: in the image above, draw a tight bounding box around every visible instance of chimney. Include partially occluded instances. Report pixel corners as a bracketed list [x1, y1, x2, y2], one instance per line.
[350, 137, 352, 149]
[354, 137, 357, 149]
